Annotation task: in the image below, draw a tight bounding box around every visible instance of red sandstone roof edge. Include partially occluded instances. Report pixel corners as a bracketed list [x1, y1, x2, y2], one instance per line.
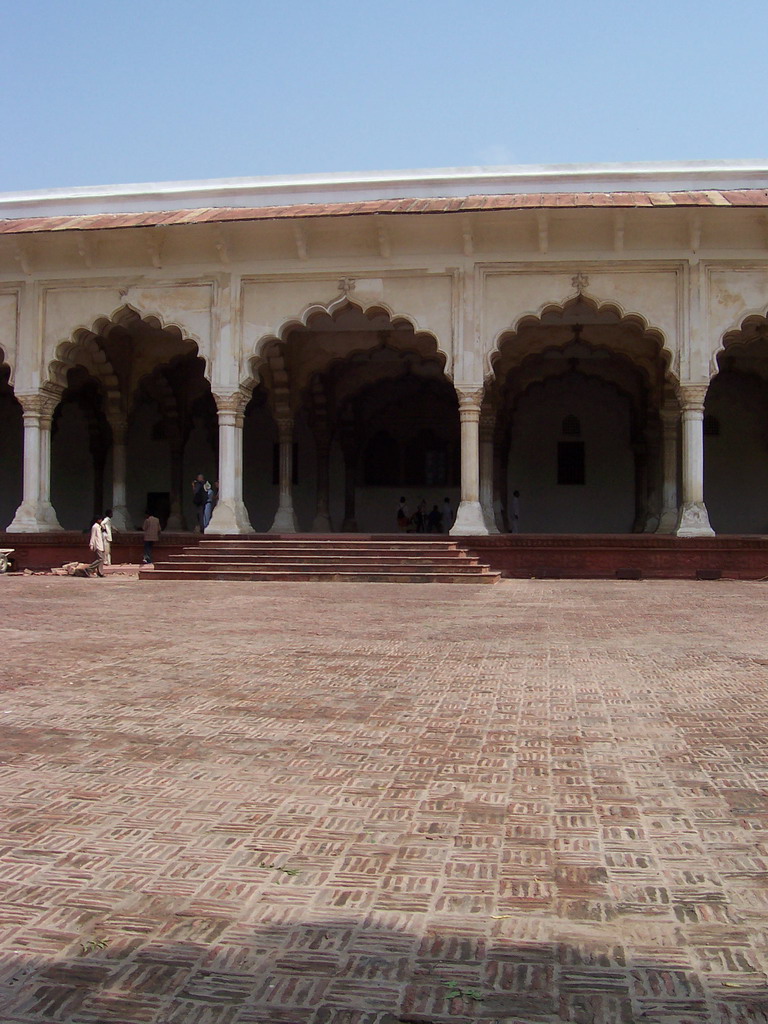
[1, 190, 767, 235]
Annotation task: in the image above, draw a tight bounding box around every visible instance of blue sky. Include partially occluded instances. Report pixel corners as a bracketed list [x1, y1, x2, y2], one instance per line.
[1, 0, 766, 192]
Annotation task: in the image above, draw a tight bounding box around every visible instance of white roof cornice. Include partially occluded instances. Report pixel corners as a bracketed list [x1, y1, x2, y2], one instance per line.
[0, 161, 767, 220]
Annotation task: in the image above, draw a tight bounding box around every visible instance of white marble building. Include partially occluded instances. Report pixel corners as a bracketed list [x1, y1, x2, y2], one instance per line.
[1, 162, 767, 537]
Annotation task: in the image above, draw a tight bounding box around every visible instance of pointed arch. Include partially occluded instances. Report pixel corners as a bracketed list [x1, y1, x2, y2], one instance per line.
[247, 296, 448, 388]
[488, 293, 674, 387]
[713, 305, 768, 375]
[48, 303, 210, 394]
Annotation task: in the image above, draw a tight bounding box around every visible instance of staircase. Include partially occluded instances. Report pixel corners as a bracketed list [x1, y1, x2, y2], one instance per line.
[140, 536, 501, 583]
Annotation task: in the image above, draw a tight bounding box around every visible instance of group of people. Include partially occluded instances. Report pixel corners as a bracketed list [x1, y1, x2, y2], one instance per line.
[397, 496, 455, 533]
[396, 490, 522, 533]
[86, 507, 163, 572]
[81, 481, 515, 576]
[192, 474, 218, 531]
[83, 472, 217, 574]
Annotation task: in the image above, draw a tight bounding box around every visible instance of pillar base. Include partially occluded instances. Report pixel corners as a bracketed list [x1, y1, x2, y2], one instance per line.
[110, 505, 133, 532]
[656, 506, 679, 534]
[341, 518, 358, 532]
[6, 501, 64, 533]
[208, 500, 254, 535]
[481, 502, 500, 534]
[643, 513, 660, 534]
[450, 500, 488, 536]
[312, 513, 333, 532]
[674, 502, 715, 537]
[493, 500, 509, 533]
[269, 505, 298, 533]
[166, 512, 188, 532]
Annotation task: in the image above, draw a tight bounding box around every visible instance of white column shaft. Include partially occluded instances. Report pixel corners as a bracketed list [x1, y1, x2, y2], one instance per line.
[479, 437, 499, 534]
[681, 407, 704, 504]
[451, 391, 488, 536]
[109, 433, 132, 530]
[8, 405, 63, 532]
[674, 386, 714, 537]
[657, 416, 679, 534]
[269, 418, 299, 533]
[279, 432, 293, 508]
[23, 411, 42, 506]
[208, 405, 254, 534]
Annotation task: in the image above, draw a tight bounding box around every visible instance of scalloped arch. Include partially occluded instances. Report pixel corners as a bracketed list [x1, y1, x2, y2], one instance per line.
[48, 303, 210, 392]
[713, 304, 768, 376]
[487, 292, 673, 383]
[249, 295, 448, 380]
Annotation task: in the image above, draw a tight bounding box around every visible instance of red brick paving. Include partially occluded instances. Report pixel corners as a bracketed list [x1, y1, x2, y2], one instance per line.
[1, 576, 767, 1023]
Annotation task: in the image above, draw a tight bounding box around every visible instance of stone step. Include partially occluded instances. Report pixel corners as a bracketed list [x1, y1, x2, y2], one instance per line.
[153, 560, 489, 574]
[164, 553, 478, 566]
[141, 567, 501, 583]
[140, 536, 499, 584]
[198, 540, 462, 548]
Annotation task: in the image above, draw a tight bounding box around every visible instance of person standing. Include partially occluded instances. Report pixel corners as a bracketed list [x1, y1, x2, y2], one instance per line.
[510, 490, 521, 533]
[101, 508, 113, 565]
[415, 498, 428, 533]
[88, 515, 106, 576]
[442, 496, 455, 531]
[203, 481, 216, 530]
[192, 474, 206, 532]
[396, 497, 410, 532]
[143, 511, 161, 564]
[427, 504, 443, 533]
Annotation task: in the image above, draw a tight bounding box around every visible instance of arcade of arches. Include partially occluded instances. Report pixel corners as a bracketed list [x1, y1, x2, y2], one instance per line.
[2, 301, 768, 537]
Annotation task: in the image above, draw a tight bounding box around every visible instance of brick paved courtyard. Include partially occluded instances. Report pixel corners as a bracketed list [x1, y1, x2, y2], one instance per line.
[1, 576, 767, 1024]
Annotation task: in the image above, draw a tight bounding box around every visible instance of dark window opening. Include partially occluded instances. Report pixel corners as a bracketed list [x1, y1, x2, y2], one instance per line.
[558, 441, 585, 485]
[561, 414, 581, 437]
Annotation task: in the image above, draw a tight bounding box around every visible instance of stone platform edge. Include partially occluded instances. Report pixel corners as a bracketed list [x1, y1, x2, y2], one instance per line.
[3, 531, 768, 578]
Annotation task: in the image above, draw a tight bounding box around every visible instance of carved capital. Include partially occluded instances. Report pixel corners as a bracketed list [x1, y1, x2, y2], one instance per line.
[479, 406, 496, 442]
[16, 385, 62, 421]
[107, 415, 129, 443]
[213, 390, 249, 416]
[676, 383, 709, 413]
[455, 386, 484, 419]
[275, 415, 294, 441]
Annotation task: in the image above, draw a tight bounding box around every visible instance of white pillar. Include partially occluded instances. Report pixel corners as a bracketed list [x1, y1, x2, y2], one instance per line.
[269, 414, 299, 533]
[493, 439, 508, 532]
[657, 403, 680, 534]
[450, 387, 488, 536]
[165, 443, 187, 532]
[674, 383, 715, 537]
[479, 415, 499, 534]
[312, 436, 332, 532]
[208, 393, 254, 534]
[7, 392, 63, 532]
[38, 406, 63, 528]
[340, 425, 358, 533]
[108, 416, 132, 531]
